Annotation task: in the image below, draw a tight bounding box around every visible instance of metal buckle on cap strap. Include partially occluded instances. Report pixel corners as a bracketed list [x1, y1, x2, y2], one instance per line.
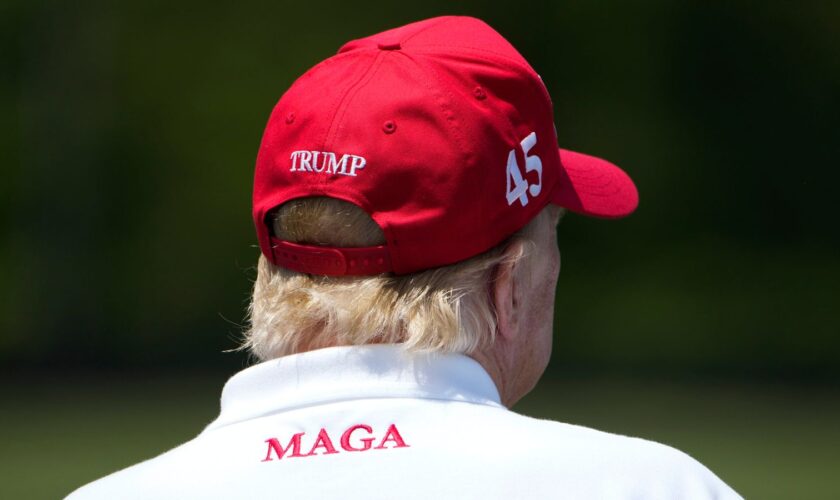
[269, 238, 392, 276]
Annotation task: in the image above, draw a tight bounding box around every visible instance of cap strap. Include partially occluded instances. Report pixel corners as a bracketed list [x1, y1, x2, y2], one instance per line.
[269, 238, 392, 276]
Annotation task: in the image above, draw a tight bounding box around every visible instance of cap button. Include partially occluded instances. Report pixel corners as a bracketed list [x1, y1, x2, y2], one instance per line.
[377, 41, 401, 51]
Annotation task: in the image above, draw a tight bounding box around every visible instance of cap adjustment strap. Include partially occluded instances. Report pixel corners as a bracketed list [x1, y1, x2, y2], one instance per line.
[269, 238, 392, 276]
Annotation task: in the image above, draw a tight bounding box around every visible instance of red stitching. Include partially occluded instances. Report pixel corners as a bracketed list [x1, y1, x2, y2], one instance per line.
[261, 424, 408, 461]
[308, 428, 339, 455]
[374, 424, 410, 449]
[261, 433, 306, 461]
[340, 424, 376, 451]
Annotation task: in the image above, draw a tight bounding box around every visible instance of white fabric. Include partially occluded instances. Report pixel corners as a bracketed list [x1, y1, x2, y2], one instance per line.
[67, 345, 742, 499]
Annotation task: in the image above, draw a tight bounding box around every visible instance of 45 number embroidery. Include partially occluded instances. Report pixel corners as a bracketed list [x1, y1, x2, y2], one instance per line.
[505, 132, 542, 207]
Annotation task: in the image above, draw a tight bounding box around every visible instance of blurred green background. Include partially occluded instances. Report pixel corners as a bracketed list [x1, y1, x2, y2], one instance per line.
[2, 0, 838, 498]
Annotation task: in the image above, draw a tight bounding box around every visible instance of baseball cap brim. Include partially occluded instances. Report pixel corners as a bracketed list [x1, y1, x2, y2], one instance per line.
[551, 148, 639, 218]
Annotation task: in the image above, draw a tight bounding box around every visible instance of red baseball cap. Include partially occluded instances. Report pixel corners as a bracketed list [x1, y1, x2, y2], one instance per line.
[253, 16, 638, 276]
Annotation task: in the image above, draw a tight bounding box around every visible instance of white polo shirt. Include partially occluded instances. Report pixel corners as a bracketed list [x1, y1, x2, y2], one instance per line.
[67, 345, 742, 499]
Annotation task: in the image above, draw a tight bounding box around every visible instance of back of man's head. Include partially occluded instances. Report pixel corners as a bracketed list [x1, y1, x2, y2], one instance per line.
[245, 197, 561, 361]
[245, 16, 637, 373]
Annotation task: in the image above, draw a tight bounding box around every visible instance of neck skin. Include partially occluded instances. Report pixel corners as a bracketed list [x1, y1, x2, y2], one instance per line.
[467, 208, 561, 408]
[468, 333, 547, 408]
[469, 349, 516, 407]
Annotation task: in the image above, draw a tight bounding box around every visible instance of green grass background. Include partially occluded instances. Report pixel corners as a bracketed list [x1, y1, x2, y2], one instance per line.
[3, 374, 837, 499]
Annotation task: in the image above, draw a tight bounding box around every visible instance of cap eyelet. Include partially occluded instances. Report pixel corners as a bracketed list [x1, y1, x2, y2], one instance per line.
[285, 112, 295, 124]
[382, 120, 396, 134]
[473, 86, 486, 100]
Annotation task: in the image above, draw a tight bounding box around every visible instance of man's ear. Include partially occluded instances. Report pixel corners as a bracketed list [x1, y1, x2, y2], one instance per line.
[492, 242, 525, 342]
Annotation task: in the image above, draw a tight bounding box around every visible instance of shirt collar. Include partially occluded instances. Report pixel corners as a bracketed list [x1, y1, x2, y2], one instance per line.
[203, 344, 502, 433]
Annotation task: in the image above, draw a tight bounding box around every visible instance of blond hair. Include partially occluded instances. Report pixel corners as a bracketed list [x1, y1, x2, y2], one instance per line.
[242, 197, 559, 361]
